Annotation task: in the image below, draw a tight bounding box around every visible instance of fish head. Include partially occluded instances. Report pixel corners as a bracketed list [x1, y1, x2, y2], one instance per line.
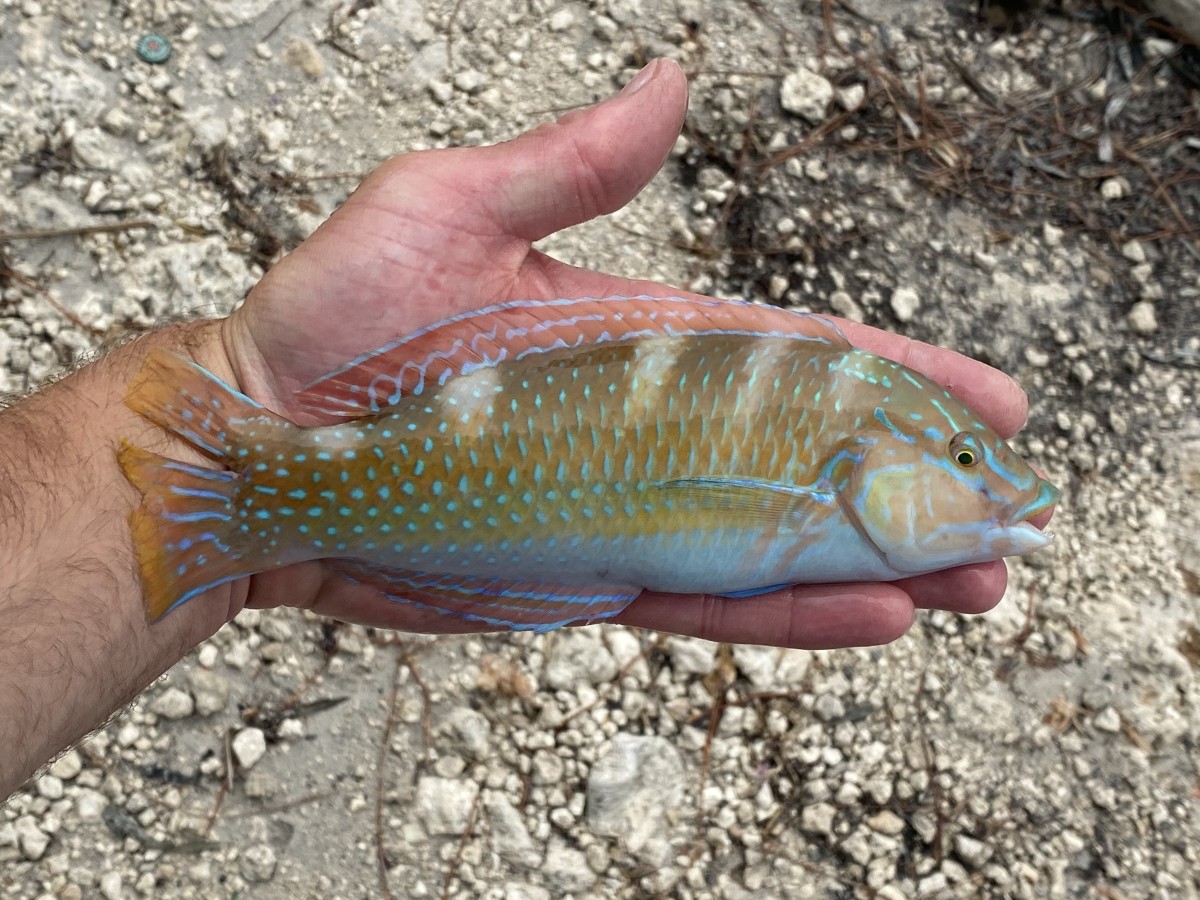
[837, 395, 1059, 575]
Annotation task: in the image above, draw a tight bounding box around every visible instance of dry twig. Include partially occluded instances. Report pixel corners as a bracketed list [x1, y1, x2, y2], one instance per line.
[374, 650, 404, 900]
[439, 789, 482, 900]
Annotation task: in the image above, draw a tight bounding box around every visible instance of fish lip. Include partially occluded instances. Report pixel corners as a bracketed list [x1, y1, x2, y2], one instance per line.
[1001, 479, 1058, 556]
[1001, 520, 1055, 552]
[1008, 479, 1061, 526]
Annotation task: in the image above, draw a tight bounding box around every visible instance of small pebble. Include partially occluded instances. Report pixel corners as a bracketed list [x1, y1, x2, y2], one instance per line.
[1121, 240, 1146, 263]
[813, 693, 845, 722]
[99, 871, 123, 900]
[548, 9, 575, 31]
[75, 789, 106, 821]
[454, 69, 487, 94]
[835, 83, 865, 110]
[918, 872, 949, 897]
[48, 750, 83, 781]
[1100, 177, 1128, 200]
[780, 66, 834, 123]
[284, 37, 324, 78]
[188, 669, 230, 716]
[1094, 707, 1122, 734]
[36, 775, 64, 800]
[1143, 37, 1178, 59]
[867, 810, 907, 836]
[232, 728, 268, 769]
[890, 286, 921, 323]
[1127, 301, 1157, 335]
[14, 816, 49, 861]
[244, 770, 280, 799]
[800, 802, 837, 836]
[828, 290, 865, 323]
[240, 844, 277, 882]
[150, 687, 194, 720]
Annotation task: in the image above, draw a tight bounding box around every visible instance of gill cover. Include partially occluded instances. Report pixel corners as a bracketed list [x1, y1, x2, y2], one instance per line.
[845, 441, 995, 574]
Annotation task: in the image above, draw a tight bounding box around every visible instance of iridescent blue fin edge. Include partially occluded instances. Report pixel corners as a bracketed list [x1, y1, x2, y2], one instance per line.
[329, 560, 640, 632]
[716, 583, 792, 599]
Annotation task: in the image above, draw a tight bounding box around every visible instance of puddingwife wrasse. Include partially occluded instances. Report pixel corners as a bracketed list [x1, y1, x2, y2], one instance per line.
[120, 295, 1058, 631]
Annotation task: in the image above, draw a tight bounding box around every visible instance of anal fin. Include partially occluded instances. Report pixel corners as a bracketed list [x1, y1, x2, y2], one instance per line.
[329, 561, 639, 632]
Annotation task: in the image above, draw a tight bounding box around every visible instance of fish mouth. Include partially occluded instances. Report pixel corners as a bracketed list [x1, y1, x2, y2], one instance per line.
[996, 478, 1061, 555]
[996, 520, 1055, 555]
[1009, 478, 1060, 527]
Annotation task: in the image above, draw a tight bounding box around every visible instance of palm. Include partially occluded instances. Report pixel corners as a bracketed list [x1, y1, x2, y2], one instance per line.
[229, 143, 671, 420]
[215, 60, 1046, 648]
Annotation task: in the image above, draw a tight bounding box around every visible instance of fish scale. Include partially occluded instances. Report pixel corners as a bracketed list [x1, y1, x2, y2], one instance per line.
[308, 337, 810, 564]
[120, 295, 1059, 631]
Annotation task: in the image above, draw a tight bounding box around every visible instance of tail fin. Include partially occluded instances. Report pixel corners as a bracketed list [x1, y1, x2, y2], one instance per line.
[119, 443, 249, 619]
[120, 351, 295, 619]
[124, 350, 292, 462]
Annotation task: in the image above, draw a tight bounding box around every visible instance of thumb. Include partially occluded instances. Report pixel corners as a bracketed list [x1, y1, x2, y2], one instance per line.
[469, 58, 688, 242]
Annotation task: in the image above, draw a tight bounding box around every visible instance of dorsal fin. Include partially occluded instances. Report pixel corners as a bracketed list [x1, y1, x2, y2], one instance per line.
[294, 295, 849, 418]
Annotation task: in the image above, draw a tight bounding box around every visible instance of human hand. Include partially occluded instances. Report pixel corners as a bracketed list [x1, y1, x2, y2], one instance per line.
[206, 58, 1048, 648]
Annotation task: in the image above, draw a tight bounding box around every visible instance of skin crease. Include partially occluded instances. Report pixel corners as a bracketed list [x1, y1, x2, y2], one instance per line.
[0, 58, 1052, 797]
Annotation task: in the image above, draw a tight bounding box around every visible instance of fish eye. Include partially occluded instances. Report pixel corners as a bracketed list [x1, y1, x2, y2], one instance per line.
[949, 432, 980, 468]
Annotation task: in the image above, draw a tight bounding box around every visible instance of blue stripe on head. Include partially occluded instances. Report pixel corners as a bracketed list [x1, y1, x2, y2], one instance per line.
[874, 408, 916, 445]
[982, 441, 1038, 491]
[929, 399, 961, 433]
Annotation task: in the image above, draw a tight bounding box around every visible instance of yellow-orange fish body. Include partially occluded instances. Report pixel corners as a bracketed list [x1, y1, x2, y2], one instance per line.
[121, 296, 1058, 630]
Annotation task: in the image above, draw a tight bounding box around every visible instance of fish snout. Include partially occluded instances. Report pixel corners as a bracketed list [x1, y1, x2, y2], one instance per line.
[988, 477, 1060, 558]
[1009, 477, 1060, 527]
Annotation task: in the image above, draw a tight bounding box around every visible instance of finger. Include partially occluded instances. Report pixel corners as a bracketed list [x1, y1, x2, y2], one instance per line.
[897, 560, 1008, 615]
[475, 58, 689, 242]
[612, 584, 916, 649]
[231, 59, 689, 402]
[246, 562, 917, 647]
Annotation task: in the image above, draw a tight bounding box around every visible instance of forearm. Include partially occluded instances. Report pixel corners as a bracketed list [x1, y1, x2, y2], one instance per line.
[0, 321, 237, 797]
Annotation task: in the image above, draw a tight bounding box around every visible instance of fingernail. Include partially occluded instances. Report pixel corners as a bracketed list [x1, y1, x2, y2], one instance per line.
[620, 59, 659, 96]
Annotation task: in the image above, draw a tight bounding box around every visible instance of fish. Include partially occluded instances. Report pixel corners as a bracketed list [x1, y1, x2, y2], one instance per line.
[119, 295, 1059, 631]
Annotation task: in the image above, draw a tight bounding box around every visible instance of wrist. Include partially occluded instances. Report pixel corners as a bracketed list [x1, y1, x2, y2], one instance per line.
[0, 318, 242, 797]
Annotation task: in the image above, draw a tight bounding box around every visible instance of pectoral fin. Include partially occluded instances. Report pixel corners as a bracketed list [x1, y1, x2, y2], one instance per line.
[651, 477, 836, 531]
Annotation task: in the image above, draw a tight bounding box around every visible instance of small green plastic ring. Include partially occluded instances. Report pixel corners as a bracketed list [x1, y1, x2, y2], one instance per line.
[136, 33, 172, 65]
